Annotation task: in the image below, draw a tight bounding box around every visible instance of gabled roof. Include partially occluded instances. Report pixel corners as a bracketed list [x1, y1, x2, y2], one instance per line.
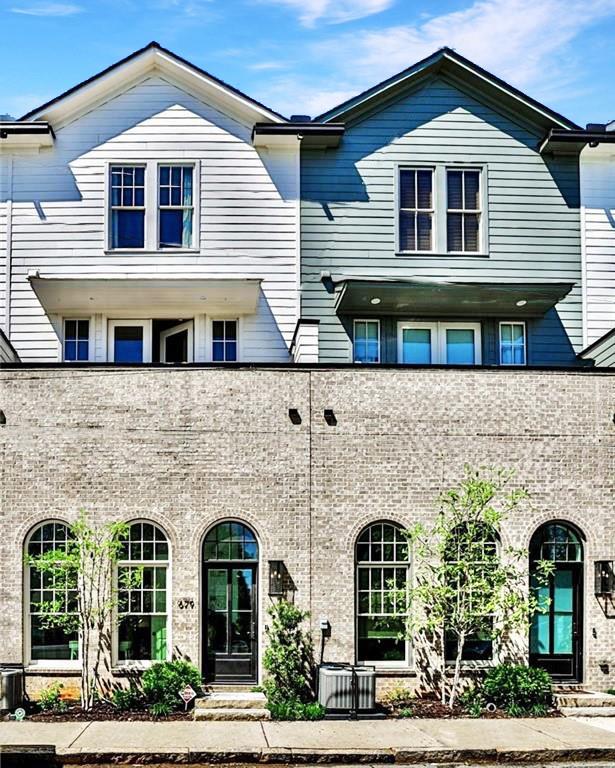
[315, 47, 580, 132]
[20, 41, 286, 127]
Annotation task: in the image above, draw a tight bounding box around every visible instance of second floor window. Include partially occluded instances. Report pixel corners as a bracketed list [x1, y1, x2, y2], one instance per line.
[447, 169, 480, 252]
[159, 166, 194, 248]
[111, 166, 145, 249]
[399, 169, 433, 252]
[109, 162, 195, 250]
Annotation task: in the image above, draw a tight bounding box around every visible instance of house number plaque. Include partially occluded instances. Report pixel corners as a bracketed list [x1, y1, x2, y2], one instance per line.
[177, 597, 195, 610]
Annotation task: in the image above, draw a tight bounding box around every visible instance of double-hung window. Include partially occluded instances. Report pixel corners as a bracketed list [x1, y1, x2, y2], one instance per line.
[110, 166, 145, 249]
[398, 321, 482, 365]
[353, 319, 380, 363]
[447, 169, 481, 253]
[399, 169, 434, 252]
[499, 322, 526, 365]
[108, 162, 196, 250]
[159, 165, 194, 248]
[63, 319, 90, 362]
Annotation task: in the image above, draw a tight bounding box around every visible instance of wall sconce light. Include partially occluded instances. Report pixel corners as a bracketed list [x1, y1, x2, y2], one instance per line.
[288, 408, 302, 425]
[323, 409, 337, 426]
[268, 560, 287, 597]
[595, 561, 614, 597]
[0, 409, 5, 425]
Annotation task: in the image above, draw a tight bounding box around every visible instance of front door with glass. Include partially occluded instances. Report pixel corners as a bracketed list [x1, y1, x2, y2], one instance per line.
[202, 522, 259, 683]
[529, 522, 584, 682]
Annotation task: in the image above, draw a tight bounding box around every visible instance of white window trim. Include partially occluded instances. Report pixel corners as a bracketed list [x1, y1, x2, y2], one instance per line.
[353, 318, 381, 364]
[113, 520, 172, 668]
[397, 321, 482, 365]
[396, 167, 436, 254]
[159, 320, 195, 363]
[395, 163, 488, 256]
[445, 167, 483, 255]
[105, 160, 200, 253]
[107, 319, 153, 363]
[61, 316, 94, 363]
[24, 520, 81, 670]
[157, 163, 197, 250]
[207, 316, 242, 362]
[499, 321, 527, 366]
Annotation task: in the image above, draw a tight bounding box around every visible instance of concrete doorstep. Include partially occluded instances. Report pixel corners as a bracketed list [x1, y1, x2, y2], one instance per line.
[3, 717, 615, 764]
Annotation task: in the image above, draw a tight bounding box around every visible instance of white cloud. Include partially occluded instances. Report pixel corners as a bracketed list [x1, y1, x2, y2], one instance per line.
[263, 0, 394, 27]
[10, 2, 83, 15]
[256, 77, 357, 117]
[311, 0, 615, 102]
[248, 61, 288, 71]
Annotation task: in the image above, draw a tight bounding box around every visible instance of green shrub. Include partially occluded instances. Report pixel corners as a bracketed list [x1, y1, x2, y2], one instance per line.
[38, 682, 68, 713]
[458, 686, 484, 718]
[398, 707, 414, 718]
[267, 697, 325, 721]
[150, 701, 172, 718]
[263, 600, 315, 705]
[112, 685, 142, 711]
[383, 684, 414, 709]
[142, 660, 201, 710]
[482, 664, 552, 716]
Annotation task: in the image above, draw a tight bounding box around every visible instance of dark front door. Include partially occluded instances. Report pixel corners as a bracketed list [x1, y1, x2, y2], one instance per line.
[204, 564, 258, 683]
[530, 564, 583, 681]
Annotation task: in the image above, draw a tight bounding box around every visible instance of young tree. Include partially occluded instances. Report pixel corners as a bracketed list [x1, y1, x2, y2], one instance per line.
[27, 512, 135, 710]
[399, 466, 552, 709]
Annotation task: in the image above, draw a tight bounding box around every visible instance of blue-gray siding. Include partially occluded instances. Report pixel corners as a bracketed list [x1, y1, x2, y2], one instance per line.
[301, 76, 582, 365]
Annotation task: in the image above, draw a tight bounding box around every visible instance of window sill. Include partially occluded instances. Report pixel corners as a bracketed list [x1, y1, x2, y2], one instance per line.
[104, 249, 201, 255]
[395, 251, 488, 258]
[111, 661, 156, 674]
[25, 665, 81, 675]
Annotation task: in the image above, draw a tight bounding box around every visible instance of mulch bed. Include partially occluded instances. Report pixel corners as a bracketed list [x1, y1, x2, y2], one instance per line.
[13, 702, 192, 722]
[386, 693, 561, 719]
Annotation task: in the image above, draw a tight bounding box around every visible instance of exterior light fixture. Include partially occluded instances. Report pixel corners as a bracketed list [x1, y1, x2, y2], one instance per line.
[268, 560, 287, 597]
[595, 561, 614, 596]
[288, 408, 302, 425]
[0, 410, 5, 425]
[370, 297, 381, 305]
[516, 299, 527, 307]
[324, 409, 337, 426]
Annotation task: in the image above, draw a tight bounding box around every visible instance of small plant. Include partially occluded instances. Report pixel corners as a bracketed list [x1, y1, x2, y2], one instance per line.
[383, 683, 414, 709]
[398, 706, 414, 718]
[142, 660, 201, 710]
[150, 701, 172, 718]
[267, 698, 325, 721]
[263, 600, 315, 706]
[38, 682, 68, 713]
[459, 686, 484, 718]
[111, 685, 142, 711]
[482, 664, 552, 716]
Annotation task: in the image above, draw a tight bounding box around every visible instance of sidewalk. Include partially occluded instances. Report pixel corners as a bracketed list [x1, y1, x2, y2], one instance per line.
[3, 716, 615, 764]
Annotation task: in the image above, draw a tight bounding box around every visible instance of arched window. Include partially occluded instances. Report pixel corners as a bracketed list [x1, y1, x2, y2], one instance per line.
[203, 521, 258, 561]
[356, 521, 409, 666]
[116, 522, 170, 663]
[444, 523, 498, 662]
[530, 522, 583, 563]
[26, 521, 79, 664]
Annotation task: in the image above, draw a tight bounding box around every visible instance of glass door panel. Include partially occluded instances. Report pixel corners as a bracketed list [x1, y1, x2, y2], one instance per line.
[206, 568, 228, 654]
[445, 328, 475, 364]
[231, 568, 253, 654]
[402, 328, 432, 364]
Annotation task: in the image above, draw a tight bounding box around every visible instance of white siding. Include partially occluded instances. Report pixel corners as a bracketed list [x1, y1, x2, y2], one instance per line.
[4, 76, 299, 362]
[581, 145, 615, 346]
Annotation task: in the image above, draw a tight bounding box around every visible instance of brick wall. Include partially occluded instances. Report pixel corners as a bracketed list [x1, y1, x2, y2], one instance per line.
[1, 365, 614, 696]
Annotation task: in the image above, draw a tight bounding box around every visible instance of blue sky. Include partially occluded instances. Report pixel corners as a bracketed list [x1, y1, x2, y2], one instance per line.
[1, 0, 614, 123]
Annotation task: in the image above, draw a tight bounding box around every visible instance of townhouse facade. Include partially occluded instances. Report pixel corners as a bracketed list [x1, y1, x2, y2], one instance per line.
[1, 44, 615, 699]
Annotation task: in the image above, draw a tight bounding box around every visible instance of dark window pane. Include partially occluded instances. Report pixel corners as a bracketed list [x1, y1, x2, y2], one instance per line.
[171, 187, 181, 206]
[416, 170, 432, 209]
[77, 341, 88, 361]
[122, 188, 133, 207]
[447, 212, 463, 251]
[225, 321, 237, 341]
[358, 616, 405, 662]
[399, 211, 416, 251]
[65, 319, 76, 339]
[77, 321, 89, 340]
[399, 170, 415, 209]
[464, 171, 480, 210]
[160, 166, 170, 185]
[464, 213, 479, 251]
[118, 615, 167, 661]
[134, 188, 144, 207]
[112, 210, 144, 248]
[212, 321, 224, 341]
[134, 167, 145, 185]
[225, 341, 237, 361]
[114, 326, 144, 363]
[212, 341, 225, 361]
[160, 209, 183, 247]
[159, 188, 169, 206]
[172, 166, 181, 185]
[417, 212, 432, 251]
[31, 617, 78, 661]
[447, 171, 463, 209]
[64, 340, 76, 361]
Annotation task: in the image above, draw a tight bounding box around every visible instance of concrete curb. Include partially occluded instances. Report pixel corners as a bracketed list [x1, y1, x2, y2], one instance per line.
[56, 745, 615, 764]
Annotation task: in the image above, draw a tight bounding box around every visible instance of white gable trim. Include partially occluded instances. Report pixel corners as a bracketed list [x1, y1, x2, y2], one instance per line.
[23, 45, 284, 130]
